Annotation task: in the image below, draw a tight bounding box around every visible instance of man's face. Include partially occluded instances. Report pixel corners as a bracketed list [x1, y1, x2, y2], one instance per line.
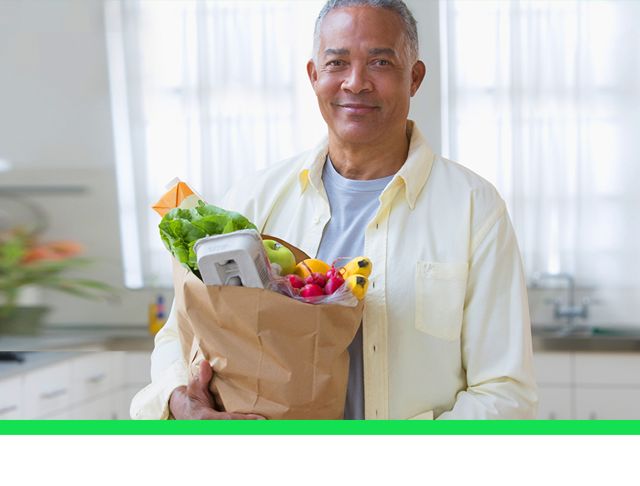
[307, 6, 425, 145]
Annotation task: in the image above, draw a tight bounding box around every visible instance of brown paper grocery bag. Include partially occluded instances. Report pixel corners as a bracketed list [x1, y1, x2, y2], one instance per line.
[171, 242, 363, 419]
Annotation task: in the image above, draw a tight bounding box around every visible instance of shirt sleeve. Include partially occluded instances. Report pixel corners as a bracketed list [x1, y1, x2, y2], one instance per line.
[437, 205, 538, 420]
[130, 302, 189, 420]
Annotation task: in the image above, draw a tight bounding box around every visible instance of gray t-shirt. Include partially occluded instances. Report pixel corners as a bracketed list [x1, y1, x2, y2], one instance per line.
[316, 156, 393, 420]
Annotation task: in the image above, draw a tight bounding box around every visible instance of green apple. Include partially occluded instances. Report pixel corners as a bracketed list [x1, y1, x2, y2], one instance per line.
[263, 240, 296, 276]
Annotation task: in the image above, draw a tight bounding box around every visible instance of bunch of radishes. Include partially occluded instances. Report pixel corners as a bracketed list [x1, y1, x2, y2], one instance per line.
[285, 264, 345, 300]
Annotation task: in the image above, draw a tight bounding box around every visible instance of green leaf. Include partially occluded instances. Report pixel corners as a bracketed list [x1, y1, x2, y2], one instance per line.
[158, 202, 257, 273]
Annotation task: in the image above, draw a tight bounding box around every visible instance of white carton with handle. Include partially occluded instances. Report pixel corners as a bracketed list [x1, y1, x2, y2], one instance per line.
[193, 229, 271, 288]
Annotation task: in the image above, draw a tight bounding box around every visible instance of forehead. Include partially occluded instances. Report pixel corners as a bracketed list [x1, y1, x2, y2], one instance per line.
[318, 6, 407, 54]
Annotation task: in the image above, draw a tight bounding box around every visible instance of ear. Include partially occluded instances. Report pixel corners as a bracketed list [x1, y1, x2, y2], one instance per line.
[307, 59, 318, 89]
[409, 60, 426, 97]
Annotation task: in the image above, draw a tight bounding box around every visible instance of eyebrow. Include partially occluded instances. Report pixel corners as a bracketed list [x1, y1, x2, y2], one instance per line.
[323, 47, 398, 57]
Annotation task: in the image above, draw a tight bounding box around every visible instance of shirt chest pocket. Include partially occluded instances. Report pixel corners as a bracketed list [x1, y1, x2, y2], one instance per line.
[415, 261, 469, 341]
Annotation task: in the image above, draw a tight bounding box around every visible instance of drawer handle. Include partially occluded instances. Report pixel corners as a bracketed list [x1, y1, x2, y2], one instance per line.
[40, 388, 68, 400]
[0, 405, 18, 415]
[86, 373, 107, 384]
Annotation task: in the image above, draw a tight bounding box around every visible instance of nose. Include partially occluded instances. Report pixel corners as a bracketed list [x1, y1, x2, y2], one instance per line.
[341, 63, 373, 94]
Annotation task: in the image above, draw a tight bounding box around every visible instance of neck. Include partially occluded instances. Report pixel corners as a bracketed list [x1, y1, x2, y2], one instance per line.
[327, 124, 410, 180]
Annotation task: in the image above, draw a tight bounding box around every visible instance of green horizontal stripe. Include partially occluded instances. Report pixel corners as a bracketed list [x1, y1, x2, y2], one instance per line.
[0, 420, 640, 435]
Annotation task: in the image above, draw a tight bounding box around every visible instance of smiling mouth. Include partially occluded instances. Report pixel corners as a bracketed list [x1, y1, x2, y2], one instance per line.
[335, 103, 380, 114]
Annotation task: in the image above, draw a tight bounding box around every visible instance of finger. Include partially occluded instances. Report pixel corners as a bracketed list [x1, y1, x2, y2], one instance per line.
[198, 360, 213, 389]
[197, 409, 266, 420]
[187, 361, 215, 404]
[227, 413, 267, 420]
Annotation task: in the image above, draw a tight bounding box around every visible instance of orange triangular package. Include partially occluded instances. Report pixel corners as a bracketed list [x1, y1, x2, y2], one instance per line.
[172, 238, 364, 419]
[151, 180, 196, 216]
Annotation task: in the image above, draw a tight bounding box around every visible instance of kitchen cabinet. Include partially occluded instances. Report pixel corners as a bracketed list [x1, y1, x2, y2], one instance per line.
[575, 387, 640, 420]
[70, 394, 118, 420]
[533, 351, 573, 420]
[533, 350, 640, 419]
[536, 386, 573, 420]
[23, 360, 72, 419]
[0, 351, 152, 420]
[574, 352, 640, 420]
[574, 353, 640, 386]
[0, 376, 23, 419]
[70, 352, 119, 404]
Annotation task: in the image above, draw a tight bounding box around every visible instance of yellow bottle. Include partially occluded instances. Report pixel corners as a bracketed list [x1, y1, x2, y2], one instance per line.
[148, 295, 167, 335]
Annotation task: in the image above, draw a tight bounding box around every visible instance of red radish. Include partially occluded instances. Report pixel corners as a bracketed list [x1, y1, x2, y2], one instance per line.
[305, 272, 327, 288]
[324, 275, 345, 295]
[326, 266, 340, 279]
[287, 274, 305, 289]
[300, 284, 324, 299]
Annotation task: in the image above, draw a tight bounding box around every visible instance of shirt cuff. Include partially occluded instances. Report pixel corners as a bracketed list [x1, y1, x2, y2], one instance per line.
[130, 360, 189, 420]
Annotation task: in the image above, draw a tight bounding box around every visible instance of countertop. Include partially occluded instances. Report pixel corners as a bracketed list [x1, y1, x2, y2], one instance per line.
[0, 325, 154, 353]
[0, 351, 84, 380]
[532, 324, 640, 352]
[0, 326, 154, 380]
[1, 322, 639, 360]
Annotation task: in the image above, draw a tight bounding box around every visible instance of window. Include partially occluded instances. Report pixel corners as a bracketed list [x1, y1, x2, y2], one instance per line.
[105, 0, 325, 288]
[441, 0, 640, 287]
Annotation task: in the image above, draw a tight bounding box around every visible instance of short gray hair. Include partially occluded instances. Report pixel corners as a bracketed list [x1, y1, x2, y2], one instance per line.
[312, 0, 419, 63]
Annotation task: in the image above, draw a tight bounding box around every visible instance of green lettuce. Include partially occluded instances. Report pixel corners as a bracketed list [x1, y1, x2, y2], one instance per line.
[159, 200, 257, 272]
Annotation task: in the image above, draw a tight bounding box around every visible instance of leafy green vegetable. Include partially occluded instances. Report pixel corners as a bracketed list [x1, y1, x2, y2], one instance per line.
[159, 200, 257, 272]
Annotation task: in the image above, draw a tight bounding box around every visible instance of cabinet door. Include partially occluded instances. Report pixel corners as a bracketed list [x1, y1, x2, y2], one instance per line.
[70, 352, 118, 404]
[536, 386, 572, 420]
[69, 394, 118, 420]
[124, 352, 152, 385]
[575, 353, 640, 386]
[23, 360, 72, 419]
[533, 351, 572, 385]
[42, 410, 72, 420]
[0, 377, 23, 420]
[575, 388, 640, 420]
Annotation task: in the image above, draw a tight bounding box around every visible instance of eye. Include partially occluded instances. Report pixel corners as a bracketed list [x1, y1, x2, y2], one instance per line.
[372, 59, 391, 67]
[326, 59, 346, 67]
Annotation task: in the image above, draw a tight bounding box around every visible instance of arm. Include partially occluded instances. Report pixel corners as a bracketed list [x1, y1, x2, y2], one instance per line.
[130, 302, 189, 419]
[437, 206, 538, 420]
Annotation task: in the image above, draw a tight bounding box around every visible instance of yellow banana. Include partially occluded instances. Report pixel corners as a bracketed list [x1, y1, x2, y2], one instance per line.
[340, 257, 372, 279]
[346, 275, 369, 300]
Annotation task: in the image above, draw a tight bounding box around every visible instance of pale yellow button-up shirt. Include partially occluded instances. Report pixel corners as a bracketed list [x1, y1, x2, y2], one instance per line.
[131, 121, 537, 420]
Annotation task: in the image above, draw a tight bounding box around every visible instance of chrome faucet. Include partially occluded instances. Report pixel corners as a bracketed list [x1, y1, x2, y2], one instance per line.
[529, 272, 589, 327]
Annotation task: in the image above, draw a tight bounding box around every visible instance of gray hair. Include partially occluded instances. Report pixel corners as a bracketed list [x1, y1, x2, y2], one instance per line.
[312, 0, 419, 63]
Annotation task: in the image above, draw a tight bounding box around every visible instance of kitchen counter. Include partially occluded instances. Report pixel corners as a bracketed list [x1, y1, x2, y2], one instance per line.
[533, 324, 640, 352]
[0, 351, 83, 380]
[0, 325, 154, 352]
[3, 323, 639, 354]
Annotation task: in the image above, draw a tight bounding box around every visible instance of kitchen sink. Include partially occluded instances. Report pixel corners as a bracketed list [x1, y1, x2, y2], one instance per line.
[533, 323, 640, 338]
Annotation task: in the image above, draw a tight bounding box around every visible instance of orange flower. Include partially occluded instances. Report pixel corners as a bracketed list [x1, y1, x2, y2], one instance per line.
[22, 240, 84, 263]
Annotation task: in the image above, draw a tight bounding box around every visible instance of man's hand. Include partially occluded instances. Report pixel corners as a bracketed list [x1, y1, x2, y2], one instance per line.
[169, 360, 265, 420]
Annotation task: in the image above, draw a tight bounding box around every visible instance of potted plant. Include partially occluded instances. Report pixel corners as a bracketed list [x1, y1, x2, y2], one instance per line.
[0, 229, 114, 334]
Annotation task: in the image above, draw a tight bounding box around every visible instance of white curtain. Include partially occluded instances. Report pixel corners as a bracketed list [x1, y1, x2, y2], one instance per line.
[105, 0, 325, 288]
[441, 0, 640, 288]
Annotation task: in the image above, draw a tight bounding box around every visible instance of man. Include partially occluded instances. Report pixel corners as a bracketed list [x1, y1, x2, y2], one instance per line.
[132, 0, 537, 420]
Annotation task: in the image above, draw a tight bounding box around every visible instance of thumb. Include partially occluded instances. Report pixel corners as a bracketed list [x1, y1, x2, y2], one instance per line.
[198, 360, 214, 391]
[187, 360, 215, 403]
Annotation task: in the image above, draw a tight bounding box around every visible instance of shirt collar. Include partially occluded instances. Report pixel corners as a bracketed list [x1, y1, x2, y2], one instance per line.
[297, 120, 435, 210]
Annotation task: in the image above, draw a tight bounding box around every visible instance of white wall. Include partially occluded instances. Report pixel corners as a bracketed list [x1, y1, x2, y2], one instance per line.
[406, 0, 442, 155]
